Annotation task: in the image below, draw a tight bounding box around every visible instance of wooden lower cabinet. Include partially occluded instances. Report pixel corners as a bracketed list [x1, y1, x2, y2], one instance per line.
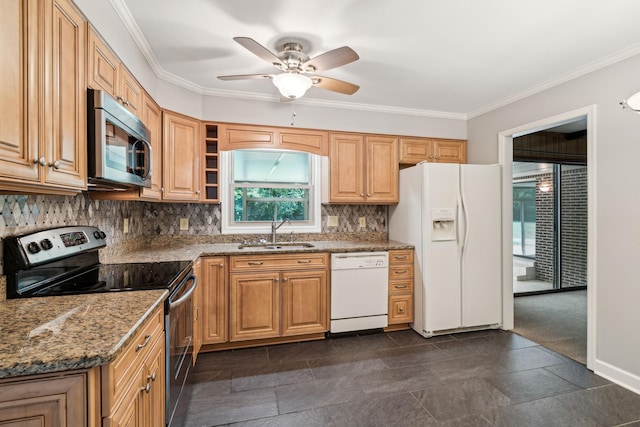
[200, 257, 228, 346]
[0, 370, 96, 426]
[229, 253, 329, 342]
[387, 249, 415, 329]
[102, 305, 165, 427]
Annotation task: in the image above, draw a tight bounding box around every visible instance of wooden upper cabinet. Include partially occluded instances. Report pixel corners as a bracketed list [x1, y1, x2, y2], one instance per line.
[162, 110, 201, 201]
[219, 123, 328, 155]
[399, 137, 467, 165]
[329, 133, 366, 203]
[366, 135, 399, 203]
[329, 133, 398, 204]
[87, 25, 142, 116]
[140, 92, 162, 200]
[45, 0, 87, 189]
[0, 0, 86, 194]
[118, 67, 143, 117]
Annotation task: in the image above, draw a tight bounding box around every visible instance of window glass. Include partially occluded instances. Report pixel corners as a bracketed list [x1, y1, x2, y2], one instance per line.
[221, 149, 320, 234]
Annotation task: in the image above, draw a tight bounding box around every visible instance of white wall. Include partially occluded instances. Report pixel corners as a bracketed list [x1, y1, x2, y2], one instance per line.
[468, 53, 640, 391]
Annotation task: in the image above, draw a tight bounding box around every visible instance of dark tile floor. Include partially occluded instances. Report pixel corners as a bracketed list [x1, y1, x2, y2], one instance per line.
[184, 329, 640, 427]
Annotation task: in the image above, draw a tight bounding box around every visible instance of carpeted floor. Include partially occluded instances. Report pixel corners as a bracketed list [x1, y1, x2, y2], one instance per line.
[513, 289, 587, 364]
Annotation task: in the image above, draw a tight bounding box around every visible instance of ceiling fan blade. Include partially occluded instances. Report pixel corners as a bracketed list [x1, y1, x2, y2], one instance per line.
[233, 37, 284, 68]
[311, 76, 360, 95]
[303, 46, 359, 73]
[217, 73, 273, 81]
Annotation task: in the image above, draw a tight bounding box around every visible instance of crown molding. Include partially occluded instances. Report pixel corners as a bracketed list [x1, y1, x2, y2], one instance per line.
[467, 41, 640, 119]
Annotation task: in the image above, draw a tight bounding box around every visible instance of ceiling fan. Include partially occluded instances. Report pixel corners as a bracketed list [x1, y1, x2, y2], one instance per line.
[217, 37, 360, 100]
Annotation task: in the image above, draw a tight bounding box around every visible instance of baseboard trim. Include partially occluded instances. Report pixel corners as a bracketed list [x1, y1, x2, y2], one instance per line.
[593, 358, 640, 394]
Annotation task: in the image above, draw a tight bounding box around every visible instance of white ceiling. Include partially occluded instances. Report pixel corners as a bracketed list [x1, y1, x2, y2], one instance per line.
[116, 0, 640, 118]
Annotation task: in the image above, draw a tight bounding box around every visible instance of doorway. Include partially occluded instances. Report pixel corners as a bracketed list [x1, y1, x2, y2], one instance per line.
[498, 106, 596, 369]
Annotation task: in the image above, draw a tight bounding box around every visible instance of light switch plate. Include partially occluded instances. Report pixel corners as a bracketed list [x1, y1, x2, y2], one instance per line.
[123, 218, 129, 234]
[327, 215, 339, 227]
[180, 218, 189, 231]
[359, 217, 366, 228]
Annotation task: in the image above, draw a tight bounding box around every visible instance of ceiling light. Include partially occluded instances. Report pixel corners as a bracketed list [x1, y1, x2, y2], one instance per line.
[272, 73, 312, 99]
[621, 90, 640, 112]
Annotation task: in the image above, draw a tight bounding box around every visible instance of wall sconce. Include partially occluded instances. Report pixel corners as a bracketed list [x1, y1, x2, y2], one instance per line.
[540, 185, 551, 192]
[620, 90, 640, 112]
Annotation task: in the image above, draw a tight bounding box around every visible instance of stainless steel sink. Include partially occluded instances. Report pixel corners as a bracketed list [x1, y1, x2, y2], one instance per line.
[238, 242, 315, 250]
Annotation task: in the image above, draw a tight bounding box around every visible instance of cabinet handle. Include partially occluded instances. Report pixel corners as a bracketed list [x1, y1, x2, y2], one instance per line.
[275, 278, 279, 283]
[367, 193, 372, 197]
[49, 160, 61, 170]
[399, 307, 405, 313]
[394, 270, 408, 274]
[123, 100, 130, 106]
[394, 285, 408, 289]
[297, 259, 312, 264]
[360, 193, 365, 197]
[117, 95, 125, 103]
[220, 263, 224, 267]
[429, 155, 434, 159]
[147, 372, 157, 382]
[193, 306, 198, 322]
[195, 190, 201, 195]
[435, 156, 440, 160]
[140, 382, 151, 393]
[33, 157, 47, 166]
[394, 255, 407, 260]
[248, 261, 263, 266]
[135, 334, 151, 352]
[283, 277, 288, 282]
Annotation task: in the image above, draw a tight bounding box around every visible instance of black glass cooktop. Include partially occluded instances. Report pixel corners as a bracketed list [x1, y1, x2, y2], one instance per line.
[12, 261, 191, 298]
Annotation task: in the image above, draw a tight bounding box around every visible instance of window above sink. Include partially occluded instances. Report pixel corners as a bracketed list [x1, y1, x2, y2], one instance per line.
[220, 149, 322, 234]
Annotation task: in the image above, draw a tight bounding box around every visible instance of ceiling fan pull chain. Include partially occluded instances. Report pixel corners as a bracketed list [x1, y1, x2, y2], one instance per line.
[290, 99, 297, 126]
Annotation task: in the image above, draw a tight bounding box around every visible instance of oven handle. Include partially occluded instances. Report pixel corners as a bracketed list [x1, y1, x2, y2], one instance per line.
[168, 274, 197, 312]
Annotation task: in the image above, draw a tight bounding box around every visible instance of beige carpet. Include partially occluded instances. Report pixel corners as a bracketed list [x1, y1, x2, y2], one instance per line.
[513, 290, 587, 364]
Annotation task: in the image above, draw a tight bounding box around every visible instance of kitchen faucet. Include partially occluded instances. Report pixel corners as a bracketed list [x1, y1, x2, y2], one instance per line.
[271, 218, 290, 243]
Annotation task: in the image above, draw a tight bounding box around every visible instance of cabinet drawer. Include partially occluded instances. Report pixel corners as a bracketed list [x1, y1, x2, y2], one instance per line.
[389, 294, 414, 324]
[388, 249, 413, 265]
[389, 265, 413, 281]
[230, 253, 329, 272]
[389, 280, 414, 294]
[101, 304, 164, 412]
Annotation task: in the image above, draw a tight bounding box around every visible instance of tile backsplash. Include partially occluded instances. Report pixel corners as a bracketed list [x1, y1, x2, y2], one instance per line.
[0, 194, 388, 261]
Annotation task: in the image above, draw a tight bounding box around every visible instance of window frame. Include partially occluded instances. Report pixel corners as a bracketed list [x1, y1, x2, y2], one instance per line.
[220, 149, 322, 234]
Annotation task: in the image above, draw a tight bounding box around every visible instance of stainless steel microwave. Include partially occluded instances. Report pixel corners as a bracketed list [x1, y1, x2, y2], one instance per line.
[87, 88, 152, 189]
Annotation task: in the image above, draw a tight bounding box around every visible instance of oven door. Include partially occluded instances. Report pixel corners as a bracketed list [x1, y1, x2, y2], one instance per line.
[165, 270, 197, 427]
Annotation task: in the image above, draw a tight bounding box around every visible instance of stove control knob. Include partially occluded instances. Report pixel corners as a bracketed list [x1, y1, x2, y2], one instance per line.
[93, 230, 107, 239]
[27, 241, 41, 254]
[100, 230, 107, 239]
[40, 239, 53, 250]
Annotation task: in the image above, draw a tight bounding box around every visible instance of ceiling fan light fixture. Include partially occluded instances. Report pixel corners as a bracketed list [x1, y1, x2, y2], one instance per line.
[273, 73, 313, 99]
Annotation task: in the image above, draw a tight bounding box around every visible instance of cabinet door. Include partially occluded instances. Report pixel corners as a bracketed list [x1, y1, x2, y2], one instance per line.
[0, 0, 41, 184]
[399, 137, 432, 164]
[162, 111, 200, 201]
[278, 129, 328, 155]
[329, 133, 365, 203]
[87, 25, 119, 97]
[365, 135, 398, 203]
[140, 92, 162, 200]
[143, 336, 165, 427]
[229, 272, 280, 341]
[432, 139, 467, 163]
[281, 269, 328, 336]
[44, 0, 86, 189]
[119, 67, 143, 116]
[219, 124, 275, 151]
[0, 373, 88, 426]
[201, 257, 228, 345]
[389, 294, 414, 324]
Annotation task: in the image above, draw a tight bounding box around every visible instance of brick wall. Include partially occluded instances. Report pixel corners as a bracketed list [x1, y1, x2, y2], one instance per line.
[514, 166, 587, 287]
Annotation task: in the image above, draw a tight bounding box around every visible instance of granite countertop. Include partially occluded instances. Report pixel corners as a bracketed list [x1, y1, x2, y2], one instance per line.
[105, 239, 413, 264]
[0, 239, 412, 380]
[0, 290, 167, 379]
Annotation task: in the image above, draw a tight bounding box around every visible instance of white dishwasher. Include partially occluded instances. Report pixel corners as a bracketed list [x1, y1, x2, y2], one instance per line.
[330, 252, 389, 333]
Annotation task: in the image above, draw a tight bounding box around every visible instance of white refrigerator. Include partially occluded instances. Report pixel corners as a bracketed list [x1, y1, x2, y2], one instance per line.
[389, 162, 502, 337]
